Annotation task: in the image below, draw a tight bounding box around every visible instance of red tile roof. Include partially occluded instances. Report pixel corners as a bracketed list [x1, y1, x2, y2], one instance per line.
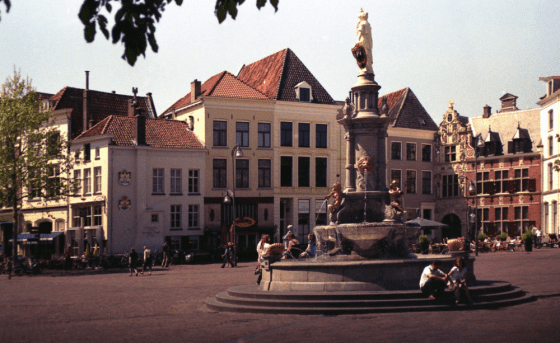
[379, 88, 438, 131]
[49, 87, 155, 138]
[75, 116, 204, 149]
[163, 71, 267, 114]
[161, 48, 335, 116]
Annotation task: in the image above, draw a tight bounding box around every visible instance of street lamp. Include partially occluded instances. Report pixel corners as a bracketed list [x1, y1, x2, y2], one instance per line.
[470, 134, 486, 256]
[223, 145, 243, 266]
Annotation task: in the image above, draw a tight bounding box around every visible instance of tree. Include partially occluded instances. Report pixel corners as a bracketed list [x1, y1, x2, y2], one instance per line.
[0, 69, 76, 258]
[78, 0, 279, 66]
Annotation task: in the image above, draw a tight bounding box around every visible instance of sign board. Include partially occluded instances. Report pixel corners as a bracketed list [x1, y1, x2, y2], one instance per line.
[298, 200, 310, 214]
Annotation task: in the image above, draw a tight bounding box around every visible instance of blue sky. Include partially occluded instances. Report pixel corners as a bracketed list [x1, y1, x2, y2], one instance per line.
[1, 0, 559, 121]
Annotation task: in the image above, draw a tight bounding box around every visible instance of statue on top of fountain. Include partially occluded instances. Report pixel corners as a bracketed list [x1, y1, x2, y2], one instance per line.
[352, 9, 373, 74]
[387, 180, 405, 221]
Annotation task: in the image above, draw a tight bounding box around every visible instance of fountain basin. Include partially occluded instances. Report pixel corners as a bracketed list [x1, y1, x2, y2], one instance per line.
[260, 254, 475, 292]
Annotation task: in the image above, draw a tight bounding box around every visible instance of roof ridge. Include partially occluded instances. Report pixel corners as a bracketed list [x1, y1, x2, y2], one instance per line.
[101, 115, 114, 134]
[274, 48, 289, 100]
[231, 71, 269, 99]
[50, 86, 69, 109]
[207, 71, 228, 96]
[392, 87, 409, 125]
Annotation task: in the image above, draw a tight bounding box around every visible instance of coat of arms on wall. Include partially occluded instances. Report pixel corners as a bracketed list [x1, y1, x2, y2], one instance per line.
[118, 196, 131, 211]
[118, 170, 131, 186]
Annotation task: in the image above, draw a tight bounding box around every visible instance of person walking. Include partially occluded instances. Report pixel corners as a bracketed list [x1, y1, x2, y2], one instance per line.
[129, 247, 139, 276]
[63, 248, 72, 275]
[161, 241, 170, 268]
[141, 246, 152, 275]
[221, 243, 235, 268]
[4, 257, 12, 280]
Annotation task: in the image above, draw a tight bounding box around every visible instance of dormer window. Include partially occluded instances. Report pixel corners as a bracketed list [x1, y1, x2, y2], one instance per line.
[509, 124, 532, 154]
[294, 81, 313, 102]
[483, 129, 502, 156]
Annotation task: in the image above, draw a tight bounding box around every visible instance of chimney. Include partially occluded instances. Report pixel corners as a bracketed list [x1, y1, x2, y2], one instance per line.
[191, 79, 201, 102]
[128, 87, 138, 117]
[146, 92, 157, 117]
[83, 71, 90, 132]
[483, 104, 492, 118]
[136, 111, 147, 146]
[499, 93, 518, 113]
[171, 108, 176, 120]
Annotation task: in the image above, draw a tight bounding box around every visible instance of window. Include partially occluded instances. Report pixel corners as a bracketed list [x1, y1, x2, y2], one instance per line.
[188, 205, 199, 229]
[442, 174, 459, 198]
[83, 168, 92, 195]
[514, 205, 530, 236]
[549, 109, 554, 130]
[281, 122, 293, 147]
[554, 201, 558, 234]
[390, 170, 402, 189]
[391, 142, 401, 160]
[72, 209, 81, 227]
[299, 87, 310, 102]
[213, 120, 227, 146]
[73, 170, 81, 196]
[513, 168, 531, 192]
[281, 156, 293, 187]
[171, 205, 181, 230]
[236, 160, 249, 188]
[315, 157, 327, 187]
[422, 144, 432, 162]
[83, 207, 92, 227]
[188, 169, 199, 193]
[153, 168, 164, 194]
[476, 171, 490, 194]
[422, 171, 432, 194]
[93, 206, 102, 226]
[298, 123, 310, 147]
[406, 143, 416, 161]
[549, 164, 554, 190]
[95, 147, 100, 160]
[316, 124, 327, 148]
[494, 207, 509, 234]
[84, 143, 91, 162]
[47, 131, 60, 156]
[47, 165, 61, 197]
[94, 167, 102, 194]
[549, 136, 554, 157]
[236, 122, 249, 147]
[258, 123, 271, 148]
[406, 170, 416, 193]
[27, 167, 40, 199]
[170, 169, 182, 194]
[423, 209, 432, 220]
[298, 157, 310, 187]
[494, 170, 508, 193]
[445, 146, 456, 162]
[151, 214, 158, 223]
[258, 159, 271, 188]
[213, 159, 227, 188]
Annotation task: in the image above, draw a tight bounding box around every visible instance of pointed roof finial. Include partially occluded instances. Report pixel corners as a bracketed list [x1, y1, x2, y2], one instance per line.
[448, 100, 455, 109]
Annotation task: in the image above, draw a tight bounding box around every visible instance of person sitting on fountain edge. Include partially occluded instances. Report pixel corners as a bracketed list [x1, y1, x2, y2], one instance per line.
[419, 260, 449, 300]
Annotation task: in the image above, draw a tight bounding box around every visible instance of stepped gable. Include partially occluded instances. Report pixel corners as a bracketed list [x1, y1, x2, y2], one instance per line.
[238, 48, 335, 104]
[49, 87, 153, 138]
[469, 107, 541, 152]
[75, 115, 204, 149]
[379, 88, 438, 131]
[162, 71, 267, 115]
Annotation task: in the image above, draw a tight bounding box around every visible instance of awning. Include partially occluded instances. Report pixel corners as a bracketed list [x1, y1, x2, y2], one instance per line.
[405, 217, 449, 228]
[40, 231, 64, 241]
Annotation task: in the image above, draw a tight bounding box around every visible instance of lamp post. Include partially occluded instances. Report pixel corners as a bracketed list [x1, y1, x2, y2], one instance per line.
[468, 134, 486, 256]
[223, 145, 243, 266]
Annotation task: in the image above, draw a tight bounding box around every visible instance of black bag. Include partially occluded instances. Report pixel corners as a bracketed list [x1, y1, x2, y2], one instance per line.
[254, 264, 261, 275]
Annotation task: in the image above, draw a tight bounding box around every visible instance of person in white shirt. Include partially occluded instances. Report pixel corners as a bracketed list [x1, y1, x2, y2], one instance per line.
[448, 257, 472, 304]
[536, 228, 542, 248]
[256, 234, 271, 285]
[419, 260, 449, 300]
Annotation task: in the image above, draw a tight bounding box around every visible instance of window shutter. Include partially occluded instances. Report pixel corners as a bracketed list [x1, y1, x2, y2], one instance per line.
[528, 179, 537, 192]
[507, 180, 518, 193]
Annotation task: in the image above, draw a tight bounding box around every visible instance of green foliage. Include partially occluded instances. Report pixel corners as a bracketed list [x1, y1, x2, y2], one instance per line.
[522, 229, 533, 241]
[78, 0, 278, 66]
[418, 235, 429, 246]
[498, 232, 509, 241]
[478, 232, 487, 241]
[0, 69, 77, 209]
[0, 0, 10, 22]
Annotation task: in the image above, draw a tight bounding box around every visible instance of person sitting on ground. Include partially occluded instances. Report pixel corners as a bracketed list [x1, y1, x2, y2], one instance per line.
[447, 257, 472, 304]
[300, 233, 317, 258]
[419, 260, 449, 300]
[282, 233, 300, 259]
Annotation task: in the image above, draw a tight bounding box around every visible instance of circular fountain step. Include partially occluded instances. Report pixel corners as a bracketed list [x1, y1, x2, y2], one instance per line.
[206, 281, 533, 314]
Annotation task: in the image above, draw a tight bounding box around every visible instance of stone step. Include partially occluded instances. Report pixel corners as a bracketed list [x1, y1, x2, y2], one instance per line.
[206, 282, 533, 314]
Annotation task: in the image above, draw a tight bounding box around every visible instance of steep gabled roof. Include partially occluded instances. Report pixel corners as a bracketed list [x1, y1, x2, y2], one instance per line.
[49, 87, 154, 138]
[75, 116, 204, 149]
[162, 71, 268, 115]
[379, 88, 438, 131]
[238, 48, 335, 104]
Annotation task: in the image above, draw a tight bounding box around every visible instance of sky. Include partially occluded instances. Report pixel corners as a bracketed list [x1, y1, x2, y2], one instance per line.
[1, 0, 560, 122]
